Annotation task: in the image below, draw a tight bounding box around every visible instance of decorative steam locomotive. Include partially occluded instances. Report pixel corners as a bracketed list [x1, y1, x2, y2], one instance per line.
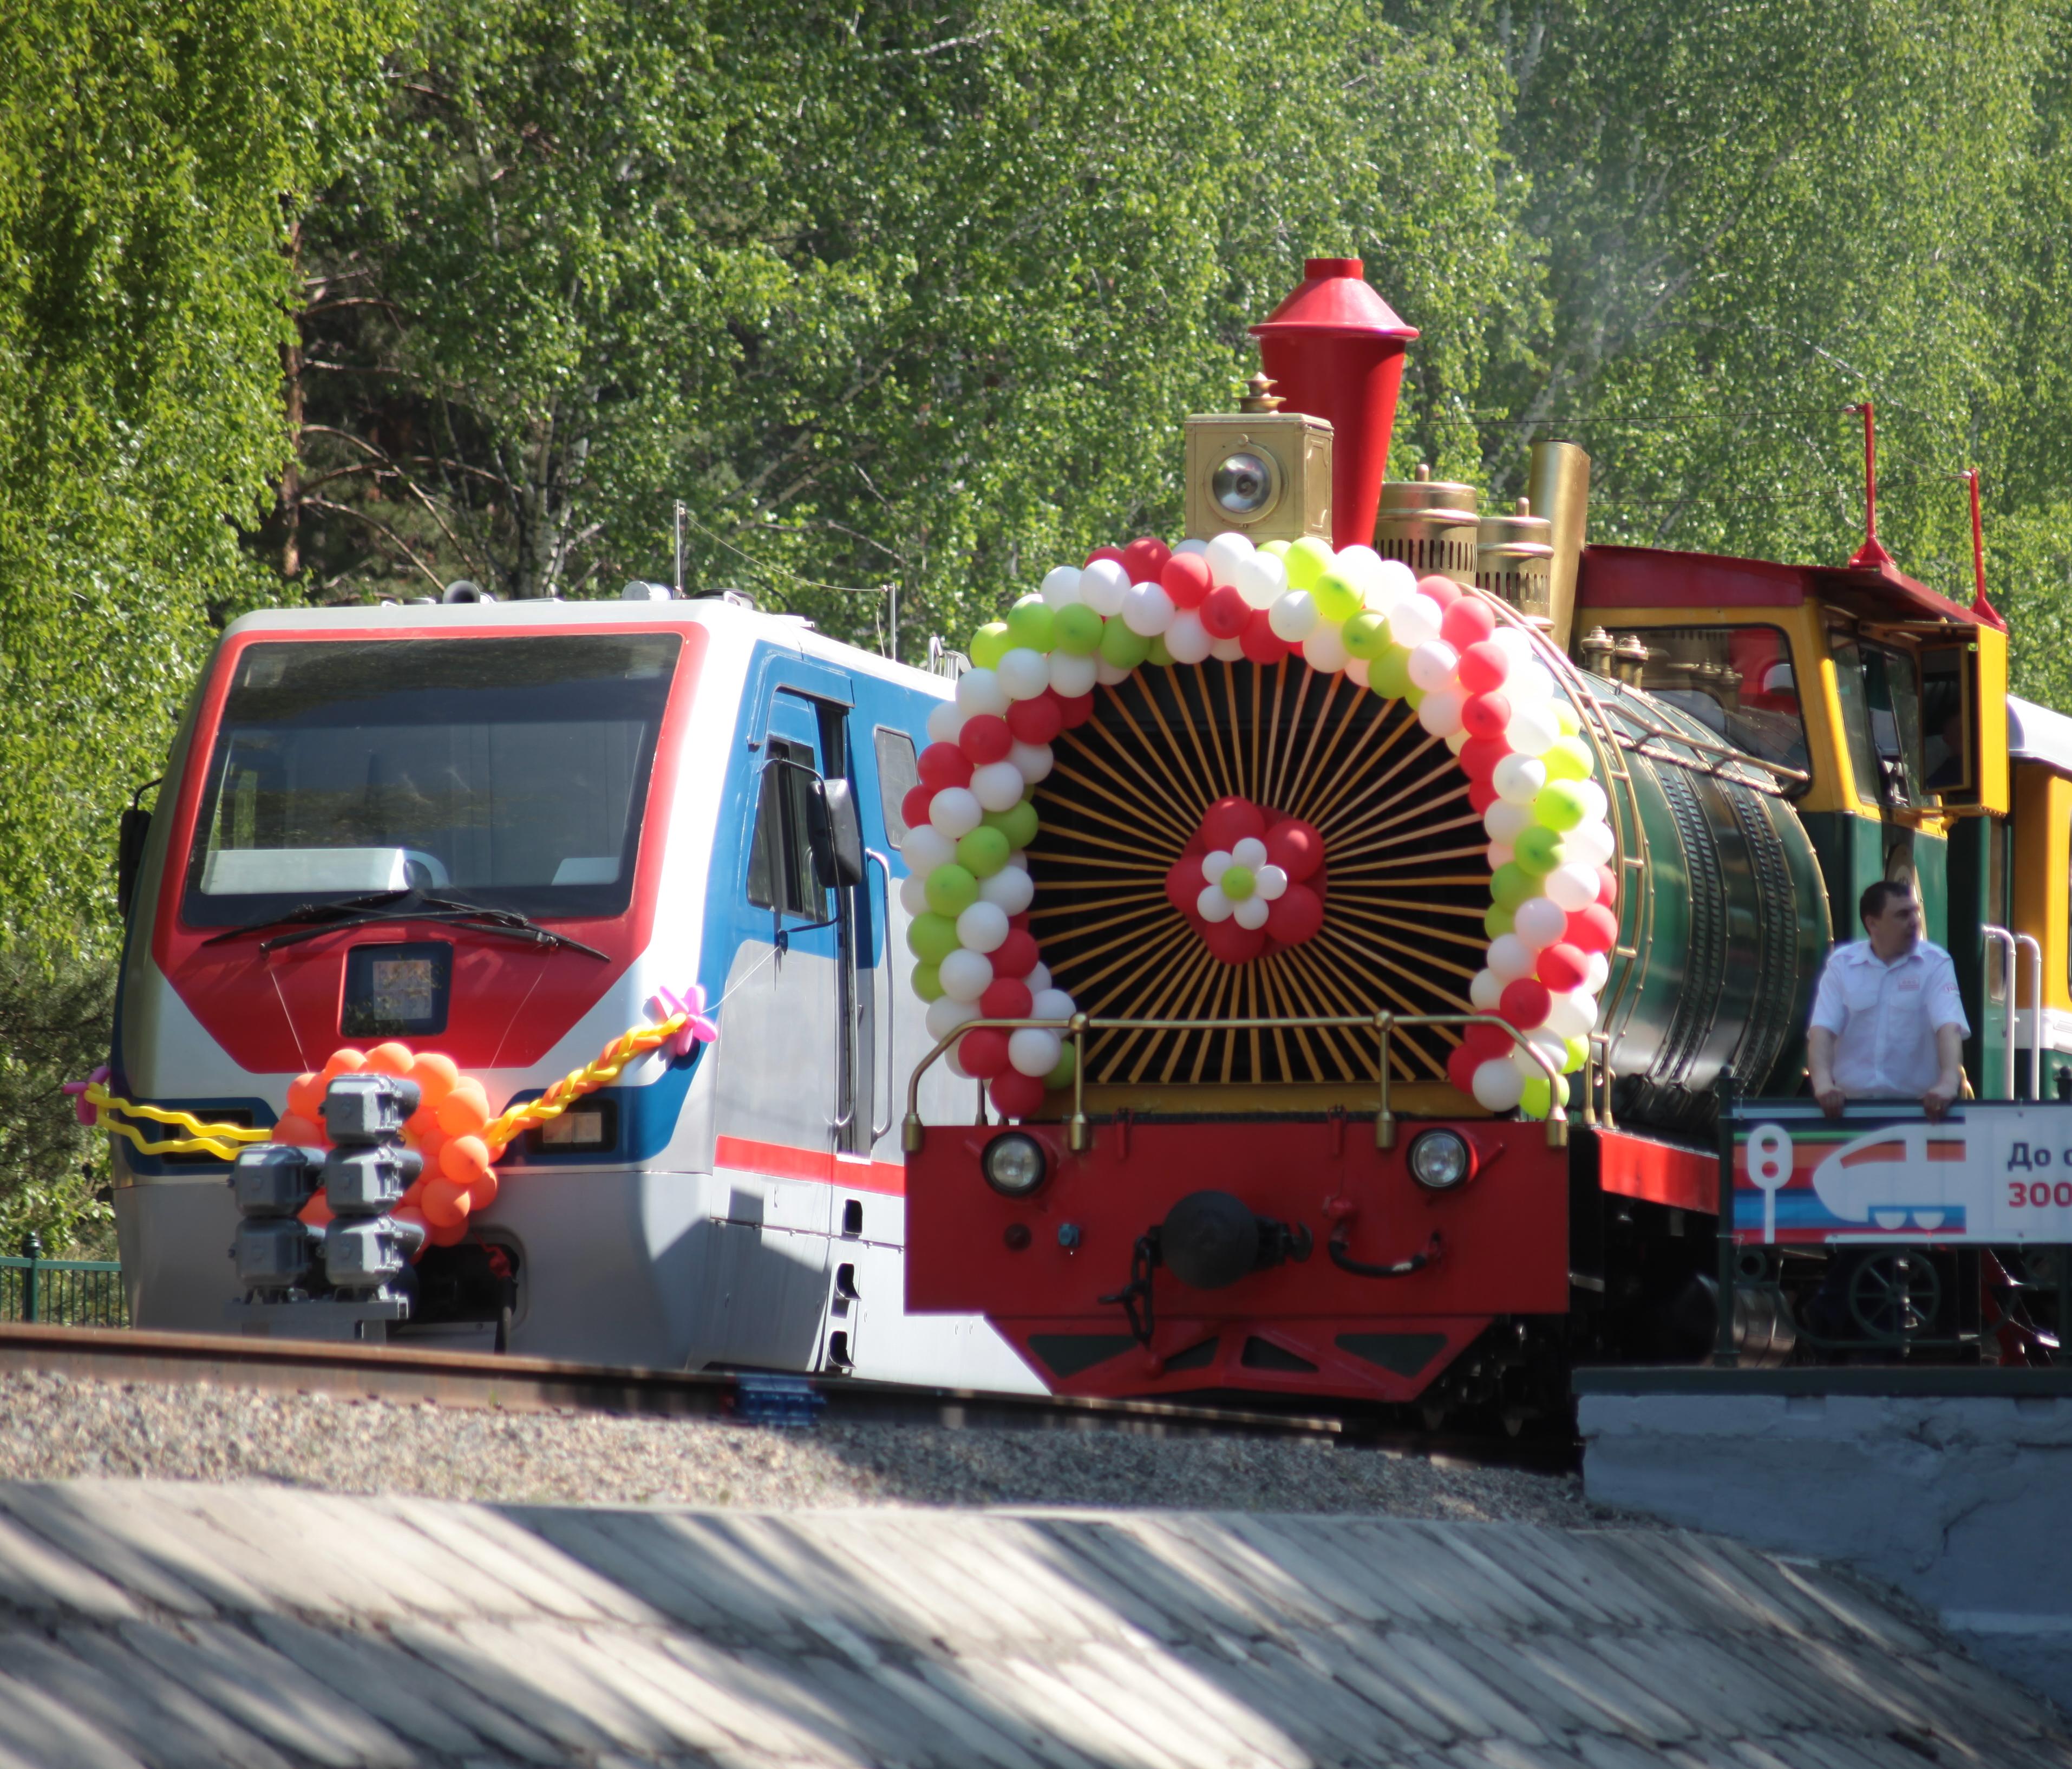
[101, 256, 2067, 1412]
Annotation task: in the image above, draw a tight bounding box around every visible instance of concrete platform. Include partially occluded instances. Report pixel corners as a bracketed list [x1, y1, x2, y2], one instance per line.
[1579, 1367, 2072, 1713]
[0, 1478, 2064, 1767]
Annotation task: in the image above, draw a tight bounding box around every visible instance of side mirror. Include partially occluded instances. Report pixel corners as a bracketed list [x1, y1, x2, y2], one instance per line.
[116, 806, 151, 917]
[814, 778, 866, 887]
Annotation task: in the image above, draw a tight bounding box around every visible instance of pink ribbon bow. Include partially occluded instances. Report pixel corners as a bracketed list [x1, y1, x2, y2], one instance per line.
[62, 1064, 111, 1126]
[647, 986, 718, 1058]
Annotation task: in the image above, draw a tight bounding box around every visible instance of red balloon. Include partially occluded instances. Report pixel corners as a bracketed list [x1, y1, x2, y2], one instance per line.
[991, 928, 1041, 979]
[1440, 596, 1497, 650]
[1007, 910, 1031, 930]
[1460, 693, 1512, 740]
[1456, 640, 1512, 695]
[1006, 694, 1063, 745]
[1239, 610, 1291, 664]
[989, 1070, 1049, 1118]
[1160, 552, 1213, 610]
[959, 714, 1013, 765]
[1056, 691, 1095, 729]
[1201, 918, 1267, 965]
[1201, 582, 1250, 639]
[1165, 857, 1201, 917]
[1266, 883, 1324, 945]
[1458, 735, 1508, 781]
[1499, 977, 1553, 1030]
[1264, 817, 1323, 880]
[1536, 942, 1590, 992]
[1462, 1020, 1513, 1062]
[918, 741, 974, 791]
[901, 785, 934, 830]
[1596, 867, 1618, 906]
[1121, 536, 1171, 583]
[959, 1028, 1012, 1079]
[1200, 796, 1266, 852]
[1446, 1043, 1482, 1095]
[1416, 573, 1463, 609]
[1567, 903, 1619, 954]
[1468, 777, 1500, 814]
[980, 978, 1034, 1020]
[1084, 544, 1126, 567]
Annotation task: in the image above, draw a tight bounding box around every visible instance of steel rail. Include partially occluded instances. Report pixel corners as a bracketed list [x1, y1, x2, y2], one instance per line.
[0, 1321, 1345, 1441]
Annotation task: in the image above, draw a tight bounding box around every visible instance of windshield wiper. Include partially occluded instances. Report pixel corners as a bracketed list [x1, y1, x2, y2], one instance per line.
[204, 889, 610, 961]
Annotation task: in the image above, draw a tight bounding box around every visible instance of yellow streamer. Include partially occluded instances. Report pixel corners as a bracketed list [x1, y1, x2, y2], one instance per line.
[481, 1013, 692, 1156]
[82, 1083, 271, 1162]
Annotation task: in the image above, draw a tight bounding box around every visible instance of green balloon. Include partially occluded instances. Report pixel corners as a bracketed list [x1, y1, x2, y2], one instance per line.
[907, 912, 959, 963]
[911, 961, 945, 1002]
[1542, 736, 1593, 782]
[984, 799, 1039, 851]
[1219, 863, 1255, 901]
[1053, 603, 1104, 655]
[1369, 645, 1414, 699]
[1285, 534, 1335, 591]
[1513, 824, 1564, 876]
[1312, 569, 1362, 623]
[1259, 539, 1292, 560]
[1342, 610, 1390, 660]
[1146, 632, 1175, 667]
[925, 863, 979, 916]
[1099, 618, 1150, 668]
[1006, 597, 1056, 652]
[969, 622, 1012, 670]
[1404, 683, 1427, 712]
[1044, 1043, 1079, 1088]
[1533, 781, 1589, 832]
[956, 825, 1012, 878]
[1563, 1035, 1589, 1075]
[1484, 903, 1515, 940]
[1519, 1072, 1571, 1120]
[1491, 862, 1537, 911]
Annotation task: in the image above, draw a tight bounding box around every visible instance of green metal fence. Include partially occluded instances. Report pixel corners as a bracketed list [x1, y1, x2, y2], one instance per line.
[0, 1237, 127, 1327]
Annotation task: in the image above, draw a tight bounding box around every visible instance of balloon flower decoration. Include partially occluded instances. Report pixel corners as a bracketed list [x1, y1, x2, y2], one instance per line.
[900, 528, 1619, 1122]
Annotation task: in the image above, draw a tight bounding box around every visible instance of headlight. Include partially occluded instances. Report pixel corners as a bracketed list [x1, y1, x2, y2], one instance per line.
[1407, 1128, 1474, 1191]
[1212, 452, 1275, 517]
[982, 1132, 1048, 1198]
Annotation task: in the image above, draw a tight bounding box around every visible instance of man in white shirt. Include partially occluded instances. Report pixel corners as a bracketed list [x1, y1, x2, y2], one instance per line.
[1807, 880, 1969, 1118]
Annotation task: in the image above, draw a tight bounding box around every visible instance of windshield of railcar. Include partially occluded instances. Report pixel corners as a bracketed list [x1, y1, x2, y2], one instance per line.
[181, 634, 681, 926]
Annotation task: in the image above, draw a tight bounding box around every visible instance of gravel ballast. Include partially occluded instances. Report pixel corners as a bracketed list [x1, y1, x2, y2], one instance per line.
[0, 1369, 1595, 1520]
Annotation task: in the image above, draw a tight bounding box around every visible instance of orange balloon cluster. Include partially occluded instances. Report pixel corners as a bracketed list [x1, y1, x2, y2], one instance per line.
[276, 1043, 500, 1252]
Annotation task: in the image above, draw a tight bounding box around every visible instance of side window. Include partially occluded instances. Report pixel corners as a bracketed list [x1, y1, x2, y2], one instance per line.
[1849, 642, 1926, 808]
[1631, 624, 1808, 784]
[1829, 637, 1884, 807]
[1919, 647, 1972, 793]
[874, 727, 919, 841]
[746, 736, 824, 918]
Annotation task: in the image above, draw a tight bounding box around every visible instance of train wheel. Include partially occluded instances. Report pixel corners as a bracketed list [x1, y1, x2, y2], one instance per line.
[1847, 1250, 1940, 1343]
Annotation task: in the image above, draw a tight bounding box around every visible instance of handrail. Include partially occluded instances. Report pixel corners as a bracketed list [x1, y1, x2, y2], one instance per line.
[901, 1009, 1571, 1157]
[1983, 925, 2016, 1100]
[2016, 931, 2044, 1102]
[864, 850, 896, 1145]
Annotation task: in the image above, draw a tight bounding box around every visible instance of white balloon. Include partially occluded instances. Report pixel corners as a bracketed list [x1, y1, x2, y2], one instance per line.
[1165, 609, 1214, 664]
[1080, 559, 1130, 617]
[1505, 702, 1560, 758]
[1408, 639, 1461, 693]
[1543, 991, 1594, 1040]
[1491, 625, 1537, 668]
[1204, 530, 1255, 588]
[1584, 952, 1611, 992]
[1574, 781, 1610, 822]
[1486, 843, 1514, 869]
[971, 761, 1026, 812]
[1513, 896, 1569, 949]
[1231, 836, 1267, 869]
[1025, 961, 1053, 993]
[1209, 635, 1247, 662]
[1369, 558, 1418, 608]
[1197, 884, 1234, 923]
[1232, 896, 1270, 929]
[927, 787, 983, 838]
[938, 948, 993, 1002]
[1049, 650, 1099, 696]
[899, 872, 930, 917]
[1468, 967, 1505, 1010]
[1268, 589, 1319, 641]
[1121, 580, 1176, 636]
[1232, 551, 1288, 611]
[925, 995, 979, 1041]
[956, 667, 1010, 719]
[1173, 537, 1210, 557]
[997, 648, 1051, 700]
[1388, 594, 1442, 649]
[955, 900, 1010, 953]
[1561, 821, 1616, 867]
[1483, 799, 1532, 844]
[978, 865, 1034, 914]
[1094, 657, 1133, 687]
[1547, 863, 1602, 912]
[1032, 987, 1076, 1022]
[925, 701, 964, 745]
[1472, 1059, 1526, 1112]
[1526, 1026, 1571, 1071]
[1254, 863, 1287, 901]
[1009, 741, 1054, 784]
[900, 824, 956, 873]
[1418, 689, 1466, 737]
[1041, 566, 1083, 608]
[1487, 933, 1536, 980]
[1513, 660, 1558, 703]
[1345, 656, 1371, 688]
[1009, 1027, 1063, 1077]
[1301, 621, 1350, 674]
[1334, 543, 1384, 584]
[1509, 1043, 1546, 1082]
[1200, 848, 1233, 883]
[944, 1046, 971, 1079]
[1493, 754, 1548, 804]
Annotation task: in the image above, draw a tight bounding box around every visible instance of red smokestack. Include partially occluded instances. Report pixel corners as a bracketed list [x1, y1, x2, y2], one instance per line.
[1250, 258, 1417, 551]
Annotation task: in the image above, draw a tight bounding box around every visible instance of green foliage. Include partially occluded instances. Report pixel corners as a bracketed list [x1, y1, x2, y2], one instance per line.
[0, 945, 119, 1258]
